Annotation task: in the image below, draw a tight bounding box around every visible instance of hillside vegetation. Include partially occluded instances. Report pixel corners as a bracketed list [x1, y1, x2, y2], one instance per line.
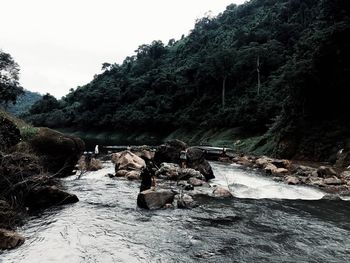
[26, 0, 350, 162]
[2, 90, 42, 116]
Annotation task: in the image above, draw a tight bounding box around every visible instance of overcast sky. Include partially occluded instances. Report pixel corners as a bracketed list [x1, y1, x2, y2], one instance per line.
[0, 0, 245, 98]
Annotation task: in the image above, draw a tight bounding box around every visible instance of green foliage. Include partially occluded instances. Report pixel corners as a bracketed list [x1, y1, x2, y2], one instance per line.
[20, 126, 39, 141]
[0, 50, 23, 104]
[3, 90, 42, 116]
[26, 0, 350, 138]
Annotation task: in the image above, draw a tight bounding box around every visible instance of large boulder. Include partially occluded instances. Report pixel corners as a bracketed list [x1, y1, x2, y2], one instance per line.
[153, 139, 187, 165]
[0, 229, 25, 250]
[0, 116, 21, 151]
[24, 185, 79, 209]
[28, 128, 84, 177]
[114, 150, 145, 171]
[137, 189, 175, 209]
[186, 147, 215, 181]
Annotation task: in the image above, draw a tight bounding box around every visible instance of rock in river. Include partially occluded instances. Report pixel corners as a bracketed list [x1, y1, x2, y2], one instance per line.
[113, 151, 146, 171]
[24, 185, 79, 209]
[0, 229, 25, 250]
[153, 139, 187, 165]
[212, 187, 233, 198]
[137, 189, 175, 210]
[186, 147, 215, 181]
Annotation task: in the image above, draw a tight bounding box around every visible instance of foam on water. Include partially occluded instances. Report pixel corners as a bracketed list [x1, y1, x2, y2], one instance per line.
[210, 162, 325, 200]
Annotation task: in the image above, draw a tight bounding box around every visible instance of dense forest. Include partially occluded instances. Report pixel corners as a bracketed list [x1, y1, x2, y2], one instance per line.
[26, 0, 350, 161]
[2, 90, 42, 116]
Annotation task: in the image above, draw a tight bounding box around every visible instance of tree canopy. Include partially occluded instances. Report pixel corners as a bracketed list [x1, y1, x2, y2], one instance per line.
[26, 0, 350, 138]
[0, 50, 23, 104]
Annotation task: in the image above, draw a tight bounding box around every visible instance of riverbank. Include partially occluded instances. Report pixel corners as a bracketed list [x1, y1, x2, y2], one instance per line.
[0, 112, 82, 249]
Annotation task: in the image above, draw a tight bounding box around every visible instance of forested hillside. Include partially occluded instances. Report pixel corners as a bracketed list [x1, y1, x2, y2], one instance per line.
[26, 0, 350, 161]
[3, 90, 42, 116]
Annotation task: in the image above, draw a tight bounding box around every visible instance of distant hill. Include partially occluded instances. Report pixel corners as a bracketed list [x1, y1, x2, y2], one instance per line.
[26, 0, 350, 162]
[5, 90, 42, 116]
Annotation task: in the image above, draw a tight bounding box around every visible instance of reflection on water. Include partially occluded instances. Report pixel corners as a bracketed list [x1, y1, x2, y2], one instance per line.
[2, 162, 350, 263]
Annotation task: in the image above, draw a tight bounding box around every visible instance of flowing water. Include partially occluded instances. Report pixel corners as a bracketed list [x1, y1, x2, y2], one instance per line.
[1, 162, 350, 263]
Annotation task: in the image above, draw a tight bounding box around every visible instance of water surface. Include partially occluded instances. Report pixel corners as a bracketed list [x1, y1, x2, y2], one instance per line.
[1, 162, 350, 263]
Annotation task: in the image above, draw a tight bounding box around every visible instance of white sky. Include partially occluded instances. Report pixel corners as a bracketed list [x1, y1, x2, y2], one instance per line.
[0, 0, 245, 98]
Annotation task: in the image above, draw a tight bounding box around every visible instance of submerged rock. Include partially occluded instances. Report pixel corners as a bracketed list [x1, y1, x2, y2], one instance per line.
[0, 229, 25, 250]
[137, 189, 175, 210]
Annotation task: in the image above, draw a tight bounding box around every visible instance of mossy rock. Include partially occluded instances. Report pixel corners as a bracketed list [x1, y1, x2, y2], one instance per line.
[28, 128, 85, 177]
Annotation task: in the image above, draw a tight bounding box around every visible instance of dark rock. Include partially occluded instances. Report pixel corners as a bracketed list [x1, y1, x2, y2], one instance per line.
[186, 147, 215, 181]
[28, 128, 84, 177]
[137, 189, 175, 210]
[24, 185, 79, 209]
[0, 229, 25, 250]
[0, 116, 21, 151]
[0, 200, 20, 230]
[321, 194, 342, 201]
[293, 165, 317, 177]
[153, 139, 187, 165]
[323, 185, 349, 194]
[317, 166, 337, 178]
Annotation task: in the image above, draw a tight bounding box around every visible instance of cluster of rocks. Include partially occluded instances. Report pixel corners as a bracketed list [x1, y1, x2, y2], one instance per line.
[110, 140, 233, 210]
[0, 117, 82, 250]
[225, 155, 350, 195]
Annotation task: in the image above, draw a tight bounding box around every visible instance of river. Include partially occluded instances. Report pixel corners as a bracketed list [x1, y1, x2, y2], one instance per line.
[1, 161, 350, 262]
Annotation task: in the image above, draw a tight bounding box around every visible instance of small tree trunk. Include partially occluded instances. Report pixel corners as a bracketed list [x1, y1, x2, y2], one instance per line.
[222, 76, 227, 109]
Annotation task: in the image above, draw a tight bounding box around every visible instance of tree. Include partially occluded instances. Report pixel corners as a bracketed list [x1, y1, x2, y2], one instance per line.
[0, 50, 23, 104]
[29, 93, 60, 114]
[204, 49, 236, 109]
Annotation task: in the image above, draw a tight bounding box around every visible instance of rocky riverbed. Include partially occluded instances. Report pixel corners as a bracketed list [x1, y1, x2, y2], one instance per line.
[219, 154, 350, 198]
